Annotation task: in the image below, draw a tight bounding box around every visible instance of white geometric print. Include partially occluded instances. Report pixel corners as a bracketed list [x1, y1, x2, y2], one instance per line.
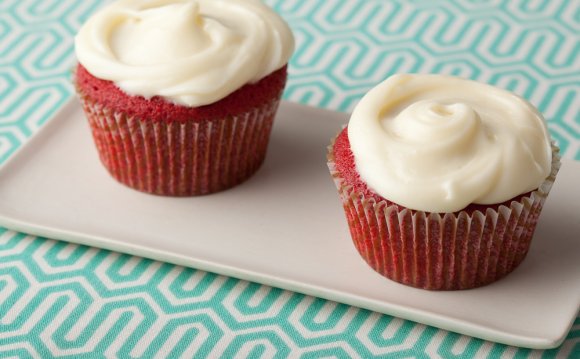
[222, 281, 293, 323]
[157, 267, 228, 305]
[288, 298, 360, 339]
[0, 0, 578, 358]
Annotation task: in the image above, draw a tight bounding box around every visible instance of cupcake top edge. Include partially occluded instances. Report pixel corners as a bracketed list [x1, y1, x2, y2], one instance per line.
[75, 0, 294, 107]
[347, 74, 554, 213]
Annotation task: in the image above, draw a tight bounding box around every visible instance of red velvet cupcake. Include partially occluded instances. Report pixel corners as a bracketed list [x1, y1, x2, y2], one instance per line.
[75, 64, 287, 196]
[74, 0, 294, 196]
[328, 74, 560, 290]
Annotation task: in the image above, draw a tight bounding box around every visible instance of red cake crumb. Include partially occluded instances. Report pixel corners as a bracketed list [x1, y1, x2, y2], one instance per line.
[75, 63, 287, 122]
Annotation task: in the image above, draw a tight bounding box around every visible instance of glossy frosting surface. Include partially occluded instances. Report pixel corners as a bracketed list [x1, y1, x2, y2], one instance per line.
[348, 74, 552, 212]
[75, 0, 294, 106]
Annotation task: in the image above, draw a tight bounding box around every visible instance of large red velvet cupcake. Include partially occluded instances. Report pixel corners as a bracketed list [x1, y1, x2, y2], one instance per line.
[74, 0, 294, 196]
[75, 64, 287, 196]
[327, 74, 560, 290]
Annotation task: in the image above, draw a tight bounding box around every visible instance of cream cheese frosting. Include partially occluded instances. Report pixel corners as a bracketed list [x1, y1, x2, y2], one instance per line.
[347, 74, 553, 213]
[75, 0, 294, 106]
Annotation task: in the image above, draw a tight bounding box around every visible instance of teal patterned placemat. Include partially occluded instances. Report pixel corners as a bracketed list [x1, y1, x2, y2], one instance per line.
[1, 0, 579, 357]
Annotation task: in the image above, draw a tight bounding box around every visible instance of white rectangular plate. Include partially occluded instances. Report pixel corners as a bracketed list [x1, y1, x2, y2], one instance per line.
[0, 99, 578, 349]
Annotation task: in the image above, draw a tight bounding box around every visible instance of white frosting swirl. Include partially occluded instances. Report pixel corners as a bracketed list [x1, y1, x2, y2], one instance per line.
[348, 74, 552, 213]
[75, 0, 294, 106]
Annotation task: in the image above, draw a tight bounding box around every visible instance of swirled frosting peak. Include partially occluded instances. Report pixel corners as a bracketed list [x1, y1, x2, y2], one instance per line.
[347, 74, 552, 213]
[75, 0, 294, 106]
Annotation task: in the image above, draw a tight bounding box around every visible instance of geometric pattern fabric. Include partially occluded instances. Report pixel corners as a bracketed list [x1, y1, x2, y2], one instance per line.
[0, 0, 578, 357]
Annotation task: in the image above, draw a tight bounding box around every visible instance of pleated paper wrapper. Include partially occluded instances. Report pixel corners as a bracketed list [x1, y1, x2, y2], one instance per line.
[328, 138, 561, 290]
[76, 91, 281, 196]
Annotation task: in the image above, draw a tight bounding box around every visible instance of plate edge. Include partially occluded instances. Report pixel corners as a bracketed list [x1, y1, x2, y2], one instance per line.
[0, 212, 572, 350]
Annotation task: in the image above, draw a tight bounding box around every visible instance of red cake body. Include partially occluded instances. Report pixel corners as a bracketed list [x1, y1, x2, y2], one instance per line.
[329, 127, 553, 290]
[76, 64, 287, 122]
[75, 63, 287, 196]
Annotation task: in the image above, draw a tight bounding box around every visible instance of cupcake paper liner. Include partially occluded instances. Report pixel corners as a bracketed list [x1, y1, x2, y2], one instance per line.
[328, 137, 561, 290]
[78, 93, 281, 196]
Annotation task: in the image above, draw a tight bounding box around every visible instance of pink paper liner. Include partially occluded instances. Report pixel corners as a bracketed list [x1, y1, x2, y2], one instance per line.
[77, 92, 282, 196]
[327, 136, 561, 290]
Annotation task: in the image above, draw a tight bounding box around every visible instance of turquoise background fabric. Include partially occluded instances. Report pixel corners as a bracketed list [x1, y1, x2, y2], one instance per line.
[1, 0, 579, 357]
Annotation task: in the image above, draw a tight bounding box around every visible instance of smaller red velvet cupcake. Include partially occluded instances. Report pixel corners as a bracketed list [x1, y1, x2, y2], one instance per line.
[74, 0, 294, 196]
[328, 74, 560, 290]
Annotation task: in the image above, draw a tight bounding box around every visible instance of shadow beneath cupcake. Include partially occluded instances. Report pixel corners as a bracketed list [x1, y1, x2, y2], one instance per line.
[245, 102, 346, 192]
[481, 162, 580, 294]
